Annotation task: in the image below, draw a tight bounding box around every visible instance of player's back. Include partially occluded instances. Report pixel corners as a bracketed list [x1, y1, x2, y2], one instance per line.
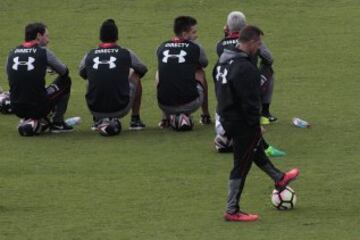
[157, 39, 200, 106]
[216, 33, 239, 57]
[84, 43, 131, 113]
[7, 43, 48, 111]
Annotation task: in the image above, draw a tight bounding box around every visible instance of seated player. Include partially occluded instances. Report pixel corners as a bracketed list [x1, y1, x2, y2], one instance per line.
[218, 11, 278, 124]
[6, 22, 72, 136]
[213, 11, 285, 155]
[79, 19, 148, 136]
[155, 16, 211, 131]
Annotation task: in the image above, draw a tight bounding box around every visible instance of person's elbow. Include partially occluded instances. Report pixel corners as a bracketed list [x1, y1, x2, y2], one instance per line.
[59, 67, 69, 77]
[134, 65, 148, 78]
[79, 67, 87, 79]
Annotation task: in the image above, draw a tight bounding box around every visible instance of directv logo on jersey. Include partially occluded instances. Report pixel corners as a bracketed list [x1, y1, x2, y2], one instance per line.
[94, 49, 119, 54]
[222, 39, 238, 46]
[164, 43, 190, 48]
[14, 48, 37, 54]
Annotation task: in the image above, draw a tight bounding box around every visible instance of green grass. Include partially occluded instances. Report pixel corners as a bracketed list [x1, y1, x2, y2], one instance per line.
[1, 0, 360, 239]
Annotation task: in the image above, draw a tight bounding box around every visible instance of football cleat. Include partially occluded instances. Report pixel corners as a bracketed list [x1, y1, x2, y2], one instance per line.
[265, 146, 286, 157]
[260, 116, 270, 125]
[50, 121, 74, 133]
[275, 168, 300, 190]
[129, 118, 146, 130]
[262, 113, 278, 122]
[224, 211, 259, 222]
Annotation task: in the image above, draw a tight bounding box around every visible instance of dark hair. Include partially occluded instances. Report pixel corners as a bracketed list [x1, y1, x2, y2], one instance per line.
[238, 25, 264, 43]
[174, 16, 197, 36]
[100, 19, 118, 42]
[25, 22, 47, 41]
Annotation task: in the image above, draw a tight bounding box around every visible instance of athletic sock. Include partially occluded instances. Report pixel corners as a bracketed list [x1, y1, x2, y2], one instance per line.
[131, 115, 140, 121]
[226, 178, 246, 214]
[256, 161, 283, 182]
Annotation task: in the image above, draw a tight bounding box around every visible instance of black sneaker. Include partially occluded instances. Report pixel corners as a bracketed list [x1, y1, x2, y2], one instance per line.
[263, 113, 278, 122]
[199, 114, 212, 125]
[129, 118, 146, 130]
[51, 121, 74, 133]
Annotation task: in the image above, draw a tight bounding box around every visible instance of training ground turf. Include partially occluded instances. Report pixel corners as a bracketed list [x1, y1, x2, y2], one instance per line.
[0, 0, 359, 239]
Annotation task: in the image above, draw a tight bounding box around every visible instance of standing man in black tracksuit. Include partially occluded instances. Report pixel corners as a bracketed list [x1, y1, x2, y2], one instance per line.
[6, 22, 73, 136]
[79, 19, 148, 136]
[214, 25, 299, 222]
[156, 16, 211, 129]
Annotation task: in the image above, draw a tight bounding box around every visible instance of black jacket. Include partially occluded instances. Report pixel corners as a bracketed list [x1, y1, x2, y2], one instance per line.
[213, 48, 261, 135]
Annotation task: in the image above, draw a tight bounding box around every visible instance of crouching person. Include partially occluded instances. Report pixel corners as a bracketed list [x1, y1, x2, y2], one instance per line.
[79, 19, 148, 136]
[156, 16, 211, 131]
[6, 22, 72, 136]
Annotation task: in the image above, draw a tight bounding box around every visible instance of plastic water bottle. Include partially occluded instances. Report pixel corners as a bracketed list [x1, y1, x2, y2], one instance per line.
[292, 117, 310, 128]
[65, 116, 81, 126]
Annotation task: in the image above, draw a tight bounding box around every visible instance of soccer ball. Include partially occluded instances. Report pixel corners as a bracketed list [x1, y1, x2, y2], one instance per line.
[271, 186, 297, 210]
[0, 92, 12, 113]
[18, 119, 41, 136]
[96, 118, 121, 136]
[169, 113, 193, 131]
[214, 134, 233, 152]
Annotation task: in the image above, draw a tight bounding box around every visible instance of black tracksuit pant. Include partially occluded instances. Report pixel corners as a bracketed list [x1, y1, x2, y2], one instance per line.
[225, 127, 283, 214]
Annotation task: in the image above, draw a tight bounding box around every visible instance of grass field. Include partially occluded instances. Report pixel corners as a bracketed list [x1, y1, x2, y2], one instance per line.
[1, 0, 360, 239]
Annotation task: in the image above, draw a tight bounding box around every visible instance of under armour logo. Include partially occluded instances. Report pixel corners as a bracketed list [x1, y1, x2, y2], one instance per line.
[215, 66, 228, 84]
[260, 74, 268, 87]
[12, 57, 35, 71]
[162, 50, 187, 63]
[93, 56, 117, 69]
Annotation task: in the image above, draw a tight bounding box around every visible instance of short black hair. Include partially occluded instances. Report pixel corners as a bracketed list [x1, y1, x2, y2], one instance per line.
[238, 25, 264, 43]
[25, 22, 47, 41]
[100, 19, 118, 42]
[173, 16, 197, 36]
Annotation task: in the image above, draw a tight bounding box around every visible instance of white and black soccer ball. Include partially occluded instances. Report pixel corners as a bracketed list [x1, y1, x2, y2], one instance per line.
[214, 134, 233, 153]
[96, 118, 121, 136]
[169, 113, 193, 131]
[0, 92, 12, 114]
[271, 186, 297, 210]
[17, 119, 41, 136]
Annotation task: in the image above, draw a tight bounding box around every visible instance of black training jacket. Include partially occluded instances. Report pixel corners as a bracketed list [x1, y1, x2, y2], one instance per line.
[213, 48, 261, 134]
